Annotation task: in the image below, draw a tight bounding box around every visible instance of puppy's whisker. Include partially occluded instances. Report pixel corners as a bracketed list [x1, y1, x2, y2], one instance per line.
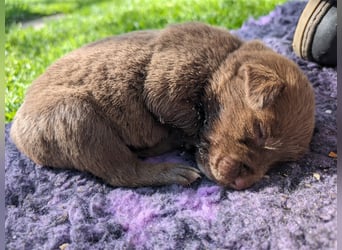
[264, 146, 277, 150]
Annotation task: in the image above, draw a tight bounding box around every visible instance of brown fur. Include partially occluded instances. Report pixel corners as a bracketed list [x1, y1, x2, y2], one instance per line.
[10, 22, 315, 189]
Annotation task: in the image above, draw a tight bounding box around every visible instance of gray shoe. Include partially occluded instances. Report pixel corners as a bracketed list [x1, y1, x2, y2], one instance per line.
[292, 0, 336, 67]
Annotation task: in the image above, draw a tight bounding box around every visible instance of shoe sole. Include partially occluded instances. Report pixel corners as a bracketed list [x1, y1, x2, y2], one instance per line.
[292, 0, 333, 60]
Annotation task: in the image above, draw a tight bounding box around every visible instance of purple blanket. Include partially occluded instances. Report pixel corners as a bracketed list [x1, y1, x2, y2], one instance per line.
[5, 2, 337, 249]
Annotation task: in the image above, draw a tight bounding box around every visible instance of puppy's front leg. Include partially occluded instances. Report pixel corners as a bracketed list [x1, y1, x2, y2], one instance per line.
[78, 128, 202, 187]
[85, 126, 201, 187]
[132, 161, 201, 187]
[86, 129, 202, 187]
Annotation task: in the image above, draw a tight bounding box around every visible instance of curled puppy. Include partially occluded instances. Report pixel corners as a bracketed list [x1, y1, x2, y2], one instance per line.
[10, 22, 315, 190]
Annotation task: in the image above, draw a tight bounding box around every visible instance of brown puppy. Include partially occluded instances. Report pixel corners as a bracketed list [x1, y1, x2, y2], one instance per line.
[10, 22, 315, 190]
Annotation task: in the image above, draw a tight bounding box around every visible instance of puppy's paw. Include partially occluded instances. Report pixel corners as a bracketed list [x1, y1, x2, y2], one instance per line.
[160, 163, 202, 186]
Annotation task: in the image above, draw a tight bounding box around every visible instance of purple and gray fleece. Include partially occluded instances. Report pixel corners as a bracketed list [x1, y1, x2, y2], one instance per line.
[5, 1, 337, 249]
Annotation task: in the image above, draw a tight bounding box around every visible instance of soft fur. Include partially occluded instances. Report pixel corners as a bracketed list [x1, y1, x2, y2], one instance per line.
[10, 22, 315, 190]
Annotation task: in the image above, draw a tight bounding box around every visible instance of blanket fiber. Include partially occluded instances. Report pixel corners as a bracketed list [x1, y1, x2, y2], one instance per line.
[5, 1, 337, 249]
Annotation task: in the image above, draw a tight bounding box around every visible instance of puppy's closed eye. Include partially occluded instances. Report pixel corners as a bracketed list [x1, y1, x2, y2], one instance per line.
[253, 120, 267, 146]
[239, 120, 266, 147]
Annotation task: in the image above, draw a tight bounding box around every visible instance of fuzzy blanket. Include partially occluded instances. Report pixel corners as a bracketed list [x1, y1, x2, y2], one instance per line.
[5, 1, 337, 249]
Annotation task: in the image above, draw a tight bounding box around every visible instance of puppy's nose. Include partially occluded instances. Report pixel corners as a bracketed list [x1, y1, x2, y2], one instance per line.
[231, 165, 263, 190]
[231, 177, 250, 190]
[216, 157, 258, 190]
[215, 156, 247, 185]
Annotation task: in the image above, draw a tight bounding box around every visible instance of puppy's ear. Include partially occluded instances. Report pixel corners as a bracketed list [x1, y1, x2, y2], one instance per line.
[242, 64, 285, 110]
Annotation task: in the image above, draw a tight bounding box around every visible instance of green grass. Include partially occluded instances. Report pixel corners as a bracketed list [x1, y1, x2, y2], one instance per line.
[5, 0, 287, 122]
[5, 0, 110, 27]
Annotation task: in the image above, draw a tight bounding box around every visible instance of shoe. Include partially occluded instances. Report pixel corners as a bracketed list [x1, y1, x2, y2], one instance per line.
[292, 0, 336, 66]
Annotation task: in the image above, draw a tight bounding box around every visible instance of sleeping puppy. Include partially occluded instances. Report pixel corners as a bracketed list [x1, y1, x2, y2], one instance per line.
[10, 22, 315, 190]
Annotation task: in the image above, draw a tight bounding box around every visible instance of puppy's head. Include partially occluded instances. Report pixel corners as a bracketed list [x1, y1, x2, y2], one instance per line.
[197, 41, 315, 190]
